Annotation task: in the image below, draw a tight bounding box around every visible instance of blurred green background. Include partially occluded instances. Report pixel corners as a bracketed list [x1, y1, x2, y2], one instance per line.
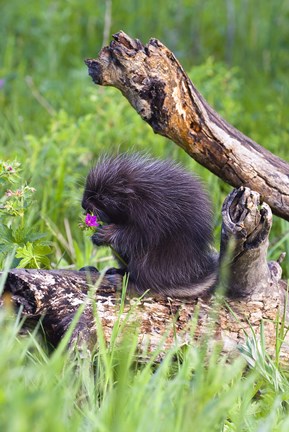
[1, 0, 289, 271]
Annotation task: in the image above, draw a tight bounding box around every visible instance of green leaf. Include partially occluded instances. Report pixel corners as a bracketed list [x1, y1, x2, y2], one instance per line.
[0, 225, 15, 244]
[12, 226, 27, 244]
[14, 226, 48, 244]
[15, 242, 52, 269]
[26, 232, 47, 242]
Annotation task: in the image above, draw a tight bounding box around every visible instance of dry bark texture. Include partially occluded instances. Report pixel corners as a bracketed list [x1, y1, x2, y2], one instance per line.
[85, 31, 289, 221]
[1, 187, 288, 360]
[1, 267, 287, 360]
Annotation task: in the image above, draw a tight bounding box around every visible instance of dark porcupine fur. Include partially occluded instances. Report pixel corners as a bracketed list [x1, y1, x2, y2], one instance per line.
[82, 154, 218, 297]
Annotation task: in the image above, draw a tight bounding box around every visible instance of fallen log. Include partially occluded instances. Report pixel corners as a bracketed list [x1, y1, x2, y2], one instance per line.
[1, 187, 288, 360]
[85, 31, 289, 221]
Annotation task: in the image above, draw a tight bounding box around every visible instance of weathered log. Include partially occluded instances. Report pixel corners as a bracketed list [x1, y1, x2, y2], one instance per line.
[221, 187, 275, 298]
[85, 31, 289, 221]
[1, 269, 119, 350]
[1, 187, 287, 360]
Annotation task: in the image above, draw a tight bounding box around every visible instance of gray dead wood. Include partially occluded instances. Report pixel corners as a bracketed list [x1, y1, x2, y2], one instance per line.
[85, 31, 289, 221]
[1, 187, 288, 360]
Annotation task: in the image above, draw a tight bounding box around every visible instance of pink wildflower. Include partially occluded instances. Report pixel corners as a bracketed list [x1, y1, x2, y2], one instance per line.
[85, 213, 99, 228]
[5, 190, 13, 197]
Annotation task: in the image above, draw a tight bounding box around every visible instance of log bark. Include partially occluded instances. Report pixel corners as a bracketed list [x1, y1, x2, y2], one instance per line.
[85, 31, 289, 221]
[1, 187, 287, 360]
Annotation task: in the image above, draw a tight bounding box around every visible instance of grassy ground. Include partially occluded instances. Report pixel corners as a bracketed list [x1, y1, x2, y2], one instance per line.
[1, 0, 289, 430]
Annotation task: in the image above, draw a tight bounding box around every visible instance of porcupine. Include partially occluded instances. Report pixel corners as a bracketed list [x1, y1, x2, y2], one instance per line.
[82, 154, 218, 297]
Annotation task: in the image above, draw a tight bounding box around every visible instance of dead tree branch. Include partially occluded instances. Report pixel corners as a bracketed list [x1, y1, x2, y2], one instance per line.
[85, 31, 289, 221]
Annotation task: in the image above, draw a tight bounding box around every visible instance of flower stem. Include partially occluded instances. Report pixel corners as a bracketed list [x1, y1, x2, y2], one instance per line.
[110, 247, 127, 267]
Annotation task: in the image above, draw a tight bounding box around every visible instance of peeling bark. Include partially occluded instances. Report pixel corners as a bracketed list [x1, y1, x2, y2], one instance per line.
[85, 31, 289, 221]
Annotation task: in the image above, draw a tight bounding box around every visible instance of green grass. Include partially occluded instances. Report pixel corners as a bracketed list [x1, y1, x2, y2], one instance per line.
[1, 293, 289, 432]
[1, 0, 289, 430]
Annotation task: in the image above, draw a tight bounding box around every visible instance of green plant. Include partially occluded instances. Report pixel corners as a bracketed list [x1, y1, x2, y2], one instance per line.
[0, 160, 52, 269]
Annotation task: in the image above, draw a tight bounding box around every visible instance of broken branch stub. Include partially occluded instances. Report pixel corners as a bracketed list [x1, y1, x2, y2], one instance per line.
[220, 187, 283, 298]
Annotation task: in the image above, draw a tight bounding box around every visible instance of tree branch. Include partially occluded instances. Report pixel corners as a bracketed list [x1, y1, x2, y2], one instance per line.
[85, 31, 289, 221]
